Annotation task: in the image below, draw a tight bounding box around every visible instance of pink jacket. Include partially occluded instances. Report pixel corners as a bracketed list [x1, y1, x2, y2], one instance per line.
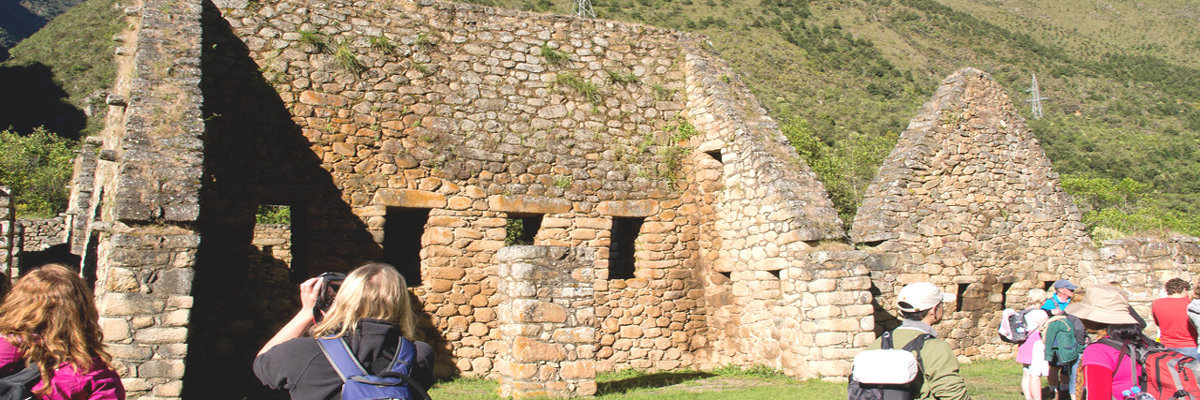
[0, 339, 124, 400]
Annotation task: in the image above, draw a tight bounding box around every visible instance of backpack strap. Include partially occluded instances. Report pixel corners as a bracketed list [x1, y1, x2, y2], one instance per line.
[316, 337, 369, 382]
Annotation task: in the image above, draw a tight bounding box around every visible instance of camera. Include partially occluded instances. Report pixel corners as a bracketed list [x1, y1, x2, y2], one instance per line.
[313, 272, 345, 322]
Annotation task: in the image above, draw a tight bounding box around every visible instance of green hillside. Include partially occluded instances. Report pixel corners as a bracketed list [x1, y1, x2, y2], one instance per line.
[0, 0, 86, 60]
[0, 0, 120, 216]
[470, 0, 1200, 238]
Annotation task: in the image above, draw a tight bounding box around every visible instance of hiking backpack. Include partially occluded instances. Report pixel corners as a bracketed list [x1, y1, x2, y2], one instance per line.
[316, 336, 431, 400]
[999, 308, 1036, 343]
[1097, 338, 1200, 400]
[0, 363, 39, 400]
[1041, 315, 1086, 366]
[847, 330, 934, 400]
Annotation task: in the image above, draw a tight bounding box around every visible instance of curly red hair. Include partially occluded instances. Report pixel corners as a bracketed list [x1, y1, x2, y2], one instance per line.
[0, 264, 112, 396]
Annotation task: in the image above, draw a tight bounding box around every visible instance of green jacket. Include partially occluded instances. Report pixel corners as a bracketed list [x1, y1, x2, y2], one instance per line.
[866, 321, 971, 400]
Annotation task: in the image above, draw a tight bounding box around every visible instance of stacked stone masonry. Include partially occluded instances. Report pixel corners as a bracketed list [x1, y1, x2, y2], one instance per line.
[16, 216, 67, 252]
[77, 0, 207, 398]
[1096, 236, 1200, 337]
[496, 246, 596, 398]
[52, 0, 1200, 394]
[0, 187, 12, 278]
[850, 68, 1096, 360]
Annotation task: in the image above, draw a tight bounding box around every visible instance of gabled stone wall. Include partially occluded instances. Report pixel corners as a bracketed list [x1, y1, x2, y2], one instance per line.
[680, 40, 858, 376]
[850, 68, 1095, 359]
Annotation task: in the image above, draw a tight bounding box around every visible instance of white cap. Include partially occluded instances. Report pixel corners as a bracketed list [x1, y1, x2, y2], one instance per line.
[897, 282, 956, 312]
[1024, 309, 1050, 330]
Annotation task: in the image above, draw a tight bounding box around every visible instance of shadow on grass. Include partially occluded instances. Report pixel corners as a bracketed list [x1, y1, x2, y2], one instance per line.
[597, 371, 717, 395]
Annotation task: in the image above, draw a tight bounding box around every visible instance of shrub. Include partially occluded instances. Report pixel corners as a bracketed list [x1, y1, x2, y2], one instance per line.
[0, 128, 78, 217]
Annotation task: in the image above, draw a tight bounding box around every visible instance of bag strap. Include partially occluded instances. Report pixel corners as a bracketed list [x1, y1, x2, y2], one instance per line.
[385, 337, 415, 375]
[881, 331, 895, 350]
[316, 337, 369, 381]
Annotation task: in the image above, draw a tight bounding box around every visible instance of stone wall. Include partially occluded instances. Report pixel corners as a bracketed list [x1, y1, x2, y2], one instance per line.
[496, 246, 596, 398]
[0, 187, 12, 279]
[850, 68, 1096, 360]
[678, 39, 855, 377]
[16, 216, 66, 252]
[80, 0, 207, 397]
[196, 0, 713, 392]
[1096, 236, 1200, 335]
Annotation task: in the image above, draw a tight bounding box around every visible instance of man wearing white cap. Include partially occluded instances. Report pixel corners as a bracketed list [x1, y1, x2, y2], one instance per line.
[864, 282, 971, 400]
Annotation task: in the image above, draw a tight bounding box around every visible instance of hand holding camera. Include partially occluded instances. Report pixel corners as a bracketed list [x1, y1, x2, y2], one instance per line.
[311, 272, 345, 323]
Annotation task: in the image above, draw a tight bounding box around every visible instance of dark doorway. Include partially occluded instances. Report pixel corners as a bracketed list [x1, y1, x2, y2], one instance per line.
[382, 207, 430, 286]
[608, 217, 643, 280]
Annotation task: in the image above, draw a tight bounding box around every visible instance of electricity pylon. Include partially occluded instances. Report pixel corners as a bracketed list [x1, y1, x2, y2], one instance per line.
[1026, 74, 1049, 119]
[574, 0, 595, 18]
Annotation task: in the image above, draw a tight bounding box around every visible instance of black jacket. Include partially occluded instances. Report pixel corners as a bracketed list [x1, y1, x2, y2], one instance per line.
[254, 319, 435, 400]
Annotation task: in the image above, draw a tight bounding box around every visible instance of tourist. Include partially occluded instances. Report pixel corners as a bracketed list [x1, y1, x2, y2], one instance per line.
[865, 282, 971, 400]
[1018, 309, 1051, 400]
[255, 262, 435, 400]
[1152, 278, 1198, 358]
[1043, 279, 1077, 316]
[1069, 285, 1148, 400]
[0, 263, 125, 399]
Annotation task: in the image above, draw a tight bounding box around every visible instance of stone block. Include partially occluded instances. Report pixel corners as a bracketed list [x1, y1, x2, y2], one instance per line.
[133, 327, 189, 344]
[597, 200, 658, 217]
[372, 189, 446, 208]
[511, 337, 567, 362]
[99, 293, 166, 316]
[487, 195, 571, 214]
[137, 360, 186, 379]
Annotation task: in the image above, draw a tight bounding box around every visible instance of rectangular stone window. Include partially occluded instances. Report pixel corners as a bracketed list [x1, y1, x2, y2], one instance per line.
[608, 217, 644, 280]
[956, 283, 970, 312]
[1000, 282, 1014, 309]
[252, 203, 297, 280]
[505, 214, 543, 246]
[383, 207, 430, 286]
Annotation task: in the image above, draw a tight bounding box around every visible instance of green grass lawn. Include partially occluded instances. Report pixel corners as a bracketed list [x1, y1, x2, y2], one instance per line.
[429, 359, 1023, 399]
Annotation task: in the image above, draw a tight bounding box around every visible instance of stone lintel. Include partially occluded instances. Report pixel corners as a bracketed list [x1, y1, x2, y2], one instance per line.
[372, 189, 446, 209]
[596, 200, 658, 217]
[487, 195, 571, 215]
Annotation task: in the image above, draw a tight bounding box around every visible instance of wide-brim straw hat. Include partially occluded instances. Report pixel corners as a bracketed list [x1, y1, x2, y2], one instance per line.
[1064, 285, 1137, 325]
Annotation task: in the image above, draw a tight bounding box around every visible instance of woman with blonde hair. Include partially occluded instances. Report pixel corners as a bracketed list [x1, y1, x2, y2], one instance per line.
[254, 262, 435, 400]
[0, 263, 124, 399]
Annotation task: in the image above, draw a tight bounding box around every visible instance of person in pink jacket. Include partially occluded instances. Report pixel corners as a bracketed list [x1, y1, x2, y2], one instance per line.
[0, 264, 124, 400]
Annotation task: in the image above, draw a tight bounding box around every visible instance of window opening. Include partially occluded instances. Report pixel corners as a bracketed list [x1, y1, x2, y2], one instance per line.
[718, 271, 731, 281]
[383, 207, 431, 286]
[1000, 282, 1014, 310]
[253, 203, 296, 280]
[1043, 281, 1055, 291]
[608, 217, 644, 280]
[956, 283, 969, 312]
[705, 150, 722, 163]
[767, 269, 781, 279]
[504, 214, 543, 246]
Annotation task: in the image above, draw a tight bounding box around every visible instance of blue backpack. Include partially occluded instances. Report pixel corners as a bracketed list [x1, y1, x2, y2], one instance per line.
[316, 336, 430, 400]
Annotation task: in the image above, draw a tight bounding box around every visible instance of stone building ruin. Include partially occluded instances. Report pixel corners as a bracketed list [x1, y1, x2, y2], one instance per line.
[0, 0, 1193, 398]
